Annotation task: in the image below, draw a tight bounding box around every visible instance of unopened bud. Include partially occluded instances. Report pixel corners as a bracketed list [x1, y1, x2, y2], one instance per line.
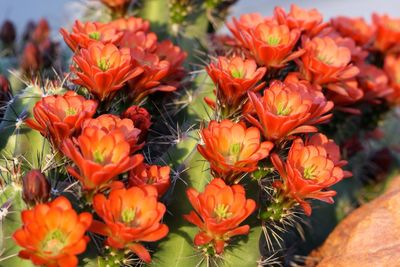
[0, 20, 16, 45]
[22, 170, 50, 206]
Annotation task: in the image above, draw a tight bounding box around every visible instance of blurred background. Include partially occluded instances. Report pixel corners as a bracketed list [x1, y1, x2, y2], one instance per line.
[1, 0, 400, 36]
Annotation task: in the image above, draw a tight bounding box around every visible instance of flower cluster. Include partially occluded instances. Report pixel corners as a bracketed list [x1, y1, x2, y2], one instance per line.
[9, 2, 400, 266]
[61, 16, 187, 103]
[19, 12, 182, 266]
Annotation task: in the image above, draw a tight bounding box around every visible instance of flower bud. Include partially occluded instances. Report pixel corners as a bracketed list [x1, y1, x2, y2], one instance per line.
[20, 42, 42, 75]
[122, 105, 151, 143]
[0, 20, 16, 45]
[22, 170, 50, 206]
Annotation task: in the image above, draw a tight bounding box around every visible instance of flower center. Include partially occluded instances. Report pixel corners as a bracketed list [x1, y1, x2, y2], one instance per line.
[98, 58, 111, 71]
[225, 143, 242, 164]
[213, 204, 232, 221]
[317, 53, 334, 65]
[65, 107, 77, 116]
[121, 208, 136, 224]
[93, 149, 105, 164]
[266, 35, 281, 46]
[276, 103, 291, 116]
[231, 68, 244, 78]
[41, 229, 66, 255]
[89, 31, 101, 40]
[303, 165, 318, 180]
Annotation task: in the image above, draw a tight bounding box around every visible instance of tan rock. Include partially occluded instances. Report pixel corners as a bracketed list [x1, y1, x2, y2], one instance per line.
[307, 186, 400, 267]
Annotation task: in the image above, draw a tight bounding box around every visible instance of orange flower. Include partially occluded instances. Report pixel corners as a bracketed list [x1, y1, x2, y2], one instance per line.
[184, 178, 256, 254]
[227, 13, 272, 49]
[111, 17, 150, 33]
[197, 120, 273, 183]
[62, 127, 143, 191]
[13, 196, 92, 267]
[299, 37, 359, 85]
[122, 105, 152, 143]
[101, 0, 130, 16]
[274, 4, 326, 35]
[246, 79, 333, 141]
[128, 48, 174, 103]
[205, 56, 266, 116]
[331, 16, 373, 46]
[91, 186, 168, 263]
[82, 114, 143, 153]
[247, 22, 303, 68]
[156, 40, 187, 85]
[128, 163, 171, 197]
[271, 138, 345, 215]
[25, 91, 98, 148]
[356, 63, 393, 103]
[384, 54, 400, 104]
[71, 42, 142, 101]
[306, 133, 352, 178]
[119, 31, 158, 52]
[372, 13, 400, 52]
[60, 20, 123, 51]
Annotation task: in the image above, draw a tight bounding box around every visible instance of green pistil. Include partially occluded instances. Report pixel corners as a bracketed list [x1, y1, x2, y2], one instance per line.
[231, 68, 244, 78]
[266, 36, 281, 46]
[65, 107, 77, 116]
[93, 150, 105, 164]
[317, 54, 334, 65]
[41, 230, 66, 255]
[121, 208, 136, 224]
[89, 31, 101, 40]
[276, 103, 291, 116]
[98, 58, 110, 71]
[214, 204, 232, 221]
[303, 165, 317, 180]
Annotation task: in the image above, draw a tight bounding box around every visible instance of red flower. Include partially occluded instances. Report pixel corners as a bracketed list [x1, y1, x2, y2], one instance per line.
[271, 138, 345, 215]
[13, 196, 92, 267]
[60, 20, 123, 51]
[372, 13, 400, 52]
[184, 178, 256, 254]
[119, 31, 158, 52]
[384, 54, 400, 104]
[298, 36, 363, 105]
[299, 37, 359, 85]
[62, 127, 143, 191]
[331, 16, 373, 46]
[82, 114, 143, 153]
[128, 163, 171, 197]
[357, 63, 393, 103]
[205, 56, 266, 116]
[71, 42, 142, 101]
[122, 105, 152, 143]
[274, 4, 326, 35]
[111, 17, 150, 33]
[306, 133, 352, 178]
[128, 48, 174, 103]
[197, 120, 273, 183]
[247, 22, 303, 68]
[91, 186, 168, 263]
[155, 40, 187, 85]
[227, 13, 272, 49]
[25, 91, 97, 148]
[246, 79, 333, 141]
